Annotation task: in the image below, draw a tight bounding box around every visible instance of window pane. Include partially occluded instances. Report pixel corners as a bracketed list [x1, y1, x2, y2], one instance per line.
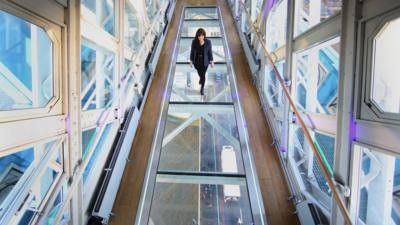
[371, 17, 400, 114]
[122, 58, 135, 95]
[125, 1, 141, 51]
[181, 20, 221, 37]
[80, 43, 115, 111]
[295, 37, 340, 115]
[266, 0, 287, 52]
[0, 10, 53, 111]
[81, 0, 115, 36]
[185, 7, 218, 20]
[264, 60, 285, 108]
[43, 182, 70, 225]
[146, 0, 158, 22]
[149, 175, 254, 225]
[356, 145, 400, 225]
[83, 123, 113, 185]
[0, 148, 34, 211]
[81, 127, 97, 159]
[289, 125, 334, 215]
[295, 0, 341, 36]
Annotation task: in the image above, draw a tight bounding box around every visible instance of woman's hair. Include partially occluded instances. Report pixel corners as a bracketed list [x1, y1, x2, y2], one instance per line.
[194, 28, 206, 44]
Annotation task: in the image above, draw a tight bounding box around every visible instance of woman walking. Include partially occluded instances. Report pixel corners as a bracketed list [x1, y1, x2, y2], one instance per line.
[190, 28, 214, 96]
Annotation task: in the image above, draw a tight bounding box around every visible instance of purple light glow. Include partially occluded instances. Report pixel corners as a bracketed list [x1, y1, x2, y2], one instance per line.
[66, 113, 71, 137]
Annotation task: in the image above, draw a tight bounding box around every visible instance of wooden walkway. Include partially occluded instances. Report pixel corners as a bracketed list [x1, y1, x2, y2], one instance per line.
[109, 1, 300, 224]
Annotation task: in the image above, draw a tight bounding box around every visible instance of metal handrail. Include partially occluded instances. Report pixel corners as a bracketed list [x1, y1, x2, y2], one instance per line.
[235, 2, 353, 225]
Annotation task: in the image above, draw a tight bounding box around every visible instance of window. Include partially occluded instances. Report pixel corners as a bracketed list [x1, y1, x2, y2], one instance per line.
[354, 144, 400, 225]
[146, 0, 158, 22]
[295, 0, 341, 36]
[0, 138, 63, 223]
[124, 1, 141, 52]
[82, 123, 113, 186]
[81, 0, 116, 36]
[264, 60, 285, 108]
[123, 58, 135, 96]
[289, 125, 335, 214]
[0, 148, 34, 212]
[294, 37, 340, 115]
[80, 42, 116, 111]
[371, 17, 400, 114]
[266, 0, 287, 52]
[0, 10, 53, 111]
[41, 182, 70, 225]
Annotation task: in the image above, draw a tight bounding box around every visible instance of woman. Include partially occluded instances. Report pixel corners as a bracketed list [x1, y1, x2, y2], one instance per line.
[190, 28, 214, 96]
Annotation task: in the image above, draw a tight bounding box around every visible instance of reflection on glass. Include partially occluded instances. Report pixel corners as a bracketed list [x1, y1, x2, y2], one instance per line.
[178, 38, 225, 63]
[170, 64, 232, 103]
[371, 17, 400, 114]
[266, 0, 287, 51]
[145, 0, 159, 22]
[0, 148, 34, 210]
[295, 38, 340, 115]
[43, 182, 70, 225]
[264, 60, 285, 108]
[16, 196, 38, 225]
[185, 7, 218, 20]
[40, 168, 58, 199]
[251, 0, 264, 21]
[356, 145, 400, 225]
[0, 10, 53, 111]
[295, 0, 342, 36]
[181, 20, 221, 37]
[81, 0, 115, 36]
[16, 165, 60, 225]
[122, 58, 135, 95]
[83, 123, 113, 185]
[149, 175, 253, 225]
[81, 43, 115, 111]
[125, 1, 141, 51]
[159, 104, 244, 174]
[289, 125, 334, 213]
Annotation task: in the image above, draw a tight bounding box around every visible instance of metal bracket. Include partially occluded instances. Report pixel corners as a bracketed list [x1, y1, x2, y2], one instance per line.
[333, 179, 351, 197]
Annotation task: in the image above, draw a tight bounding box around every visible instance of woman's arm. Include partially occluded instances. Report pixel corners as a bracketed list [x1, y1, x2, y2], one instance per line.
[208, 39, 214, 67]
[190, 40, 195, 63]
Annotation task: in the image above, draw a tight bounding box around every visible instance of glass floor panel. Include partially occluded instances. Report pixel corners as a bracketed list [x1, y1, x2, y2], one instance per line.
[149, 175, 254, 225]
[137, 6, 266, 225]
[170, 64, 232, 103]
[181, 20, 222, 37]
[184, 7, 219, 20]
[178, 37, 226, 63]
[159, 104, 244, 174]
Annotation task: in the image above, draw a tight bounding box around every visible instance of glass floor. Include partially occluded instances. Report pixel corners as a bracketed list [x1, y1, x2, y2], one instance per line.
[137, 6, 266, 225]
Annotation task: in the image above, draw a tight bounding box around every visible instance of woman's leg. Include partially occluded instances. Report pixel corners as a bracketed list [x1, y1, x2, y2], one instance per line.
[199, 66, 208, 85]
